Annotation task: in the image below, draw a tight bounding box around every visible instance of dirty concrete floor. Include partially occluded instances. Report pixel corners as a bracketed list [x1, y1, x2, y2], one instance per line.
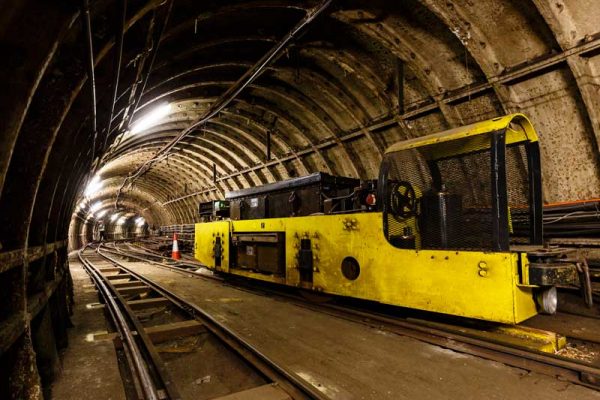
[157, 334, 266, 399]
[51, 257, 126, 400]
[121, 261, 600, 400]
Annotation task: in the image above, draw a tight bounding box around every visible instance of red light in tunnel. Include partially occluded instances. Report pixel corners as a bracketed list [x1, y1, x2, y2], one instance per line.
[366, 193, 376, 206]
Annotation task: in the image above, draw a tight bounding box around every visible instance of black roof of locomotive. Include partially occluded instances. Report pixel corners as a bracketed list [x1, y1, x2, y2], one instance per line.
[225, 172, 359, 199]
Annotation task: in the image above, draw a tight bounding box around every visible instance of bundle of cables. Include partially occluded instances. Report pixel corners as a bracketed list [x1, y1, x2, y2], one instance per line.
[542, 200, 600, 238]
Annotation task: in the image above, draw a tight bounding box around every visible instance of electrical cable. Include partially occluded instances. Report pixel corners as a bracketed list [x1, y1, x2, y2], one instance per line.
[115, 0, 333, 208]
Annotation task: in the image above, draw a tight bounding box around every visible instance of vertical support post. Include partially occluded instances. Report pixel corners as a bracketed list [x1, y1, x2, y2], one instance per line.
[212, 163, 217, 183]
[526, 141, 543, 245]
[491, 130, 509, 251]
[31, 305, 61, 396]
[9, 332, 43, 399]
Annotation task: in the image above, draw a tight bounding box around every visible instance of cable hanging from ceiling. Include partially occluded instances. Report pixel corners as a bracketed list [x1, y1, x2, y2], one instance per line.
[115, 0, 334, 208]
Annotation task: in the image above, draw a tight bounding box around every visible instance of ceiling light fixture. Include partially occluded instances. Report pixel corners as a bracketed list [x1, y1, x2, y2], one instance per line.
[95, 209, 108, 219]
[84, 175, 103, 197]
[130, 103, 172, 135]
[90, 201, 102, 213]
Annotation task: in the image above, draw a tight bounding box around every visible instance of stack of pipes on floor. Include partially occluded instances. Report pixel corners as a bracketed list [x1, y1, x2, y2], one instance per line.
[539, 200, 600, 302]
[542, 200, 600, 238]
[541, 200, 600, 285]
[512, 200, 600, 241]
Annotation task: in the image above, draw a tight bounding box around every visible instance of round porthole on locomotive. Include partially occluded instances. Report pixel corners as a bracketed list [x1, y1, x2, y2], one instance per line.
[341, 257, 360, 280]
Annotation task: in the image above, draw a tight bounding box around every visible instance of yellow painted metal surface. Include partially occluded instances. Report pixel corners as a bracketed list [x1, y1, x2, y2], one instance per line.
[385, 113, 538, 155]
[195, 212, 539, 324]
[193, 113, 544, 324]
[495, 325, 567, 353]
[411, 318, 566, 353]
[194, 221, 230, 272]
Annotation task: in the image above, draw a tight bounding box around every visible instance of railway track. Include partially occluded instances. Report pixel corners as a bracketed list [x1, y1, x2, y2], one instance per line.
[78, 245, 326, 400]
[100, 239, 600, 391]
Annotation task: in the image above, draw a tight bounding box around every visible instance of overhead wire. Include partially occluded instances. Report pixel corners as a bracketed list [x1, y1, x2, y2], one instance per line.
[105, 0, 174, 166]
[115, 0, 334, 208]
[81, 0, 98, 164]
[103, 0, 127, 156]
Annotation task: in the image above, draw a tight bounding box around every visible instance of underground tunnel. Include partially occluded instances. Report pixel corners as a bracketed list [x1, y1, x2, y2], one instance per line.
[1, 0, 600, 399]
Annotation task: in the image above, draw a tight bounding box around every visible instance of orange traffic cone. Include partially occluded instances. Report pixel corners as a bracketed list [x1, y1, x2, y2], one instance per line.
[171, 233, 181, 260]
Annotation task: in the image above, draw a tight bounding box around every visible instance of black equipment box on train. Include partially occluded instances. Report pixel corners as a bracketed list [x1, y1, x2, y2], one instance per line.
[198, 200, 230, 221]
[225, 172, 362, 220]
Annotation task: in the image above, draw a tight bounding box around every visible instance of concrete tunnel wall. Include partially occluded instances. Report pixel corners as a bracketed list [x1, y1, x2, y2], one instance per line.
[1, 0, 600, 396]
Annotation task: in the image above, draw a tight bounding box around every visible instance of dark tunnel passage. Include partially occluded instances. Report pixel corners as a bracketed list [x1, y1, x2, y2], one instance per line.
[1, 0, 600, 397]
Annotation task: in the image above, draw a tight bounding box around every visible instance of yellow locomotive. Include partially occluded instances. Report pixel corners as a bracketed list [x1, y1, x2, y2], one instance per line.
[195, 114, 578, 324]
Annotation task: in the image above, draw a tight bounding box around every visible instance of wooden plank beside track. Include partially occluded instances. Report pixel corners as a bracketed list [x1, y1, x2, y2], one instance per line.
[145, 320, 206, 343]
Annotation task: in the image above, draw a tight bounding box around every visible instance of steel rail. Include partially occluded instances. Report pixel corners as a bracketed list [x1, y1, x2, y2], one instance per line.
[78, 247, 163, 400]
[108, 240, 203, 267]
[91, 249, 186, 400]
[89, 245, 184, 400]
[301, 303, 600, 388]
[96, 244, 327, 400]
[107, 240, 600, 390]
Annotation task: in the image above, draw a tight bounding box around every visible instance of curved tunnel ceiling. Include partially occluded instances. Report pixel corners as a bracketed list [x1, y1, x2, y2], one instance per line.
[1, 0, 600, 249]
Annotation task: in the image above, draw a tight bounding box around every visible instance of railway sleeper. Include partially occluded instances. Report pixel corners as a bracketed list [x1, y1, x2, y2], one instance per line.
[97, 267, 121, 273]
[106, 273, 133, 280]
[128, 297, 171, 310]
[116, 285, 151, 296]
[107, 320, 207, 348]
[144, 320, 207, 343]
[112, 280, 145, 289]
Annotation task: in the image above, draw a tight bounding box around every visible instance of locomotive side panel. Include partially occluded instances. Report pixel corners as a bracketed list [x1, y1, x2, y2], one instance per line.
[196, 212, 538, 324]
[195, 221, 231, 272]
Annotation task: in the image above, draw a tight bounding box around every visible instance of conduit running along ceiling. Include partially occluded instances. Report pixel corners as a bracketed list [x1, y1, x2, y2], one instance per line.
[1, 0, 600, 249]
